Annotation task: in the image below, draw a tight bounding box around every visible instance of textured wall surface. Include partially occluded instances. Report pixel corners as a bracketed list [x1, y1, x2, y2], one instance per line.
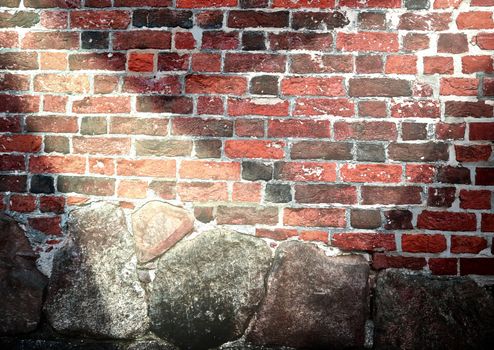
[0, 0, 493, 276]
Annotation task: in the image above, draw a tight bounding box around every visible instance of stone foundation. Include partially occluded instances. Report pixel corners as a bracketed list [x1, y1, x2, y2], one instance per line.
[2, 201, 494, 349]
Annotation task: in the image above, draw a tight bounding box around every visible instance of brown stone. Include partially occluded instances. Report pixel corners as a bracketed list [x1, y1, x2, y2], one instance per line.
[0, 214, 47, 335]
[247, 241, 369, 348]
[132, 201, 195, 263]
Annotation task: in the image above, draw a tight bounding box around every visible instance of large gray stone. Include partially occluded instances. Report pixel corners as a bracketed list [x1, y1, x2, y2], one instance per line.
[44, 202, 149, 339]
[149, 229, 272, 350]
[374, 270, 494, 350]
[0, 215, 47, 335]
[132, 201, 194, 263]
[247, 241, 369, 349]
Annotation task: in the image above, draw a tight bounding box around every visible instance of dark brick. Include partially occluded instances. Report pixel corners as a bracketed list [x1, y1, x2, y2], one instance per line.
[0, 11, 39, 28]
[194, 140, 222, 159]
[445, 101, 493, 118]
[351, 210, 381, 229]
[81, 31, 109, 49]
[149, 180, 176, 200]
[405, 0, 430, 10]
[0, 175, 27, 192]
[358, 12, 386, 30]
[242, 31, 266, 51]
[356, 143, 385, 162]
[438, 34, 468, 54]
[0, 52, 38, 70]
[384, 210, 413, 230]
[30, 175, 54, 194]
[133, 9, 193, 29]
[292, 11, 349, 30]
[228, 10, 289, 28]
[265, 183, 292, 203]
[81, 117, 107, 135]
[240, 0, 268, 7]
[195, 11, 223, 29]
[291, 141, 353, 160]
[295, 184, 357, 205]
[250, 75, 278, 95]
[388, 142, 449, 162]
[242, 161, 273, 181]
[136, 96, 193, 114]
[427, 187, 456, 207]
[194, 206, 214, 223]
[349, 78, 412, 97]
[402, 123, 428, 140]
[57, 176, 115, 196]
[476, 168, 494, 186]
[437, 166, 471, 184]
[44, 136, 69, 154]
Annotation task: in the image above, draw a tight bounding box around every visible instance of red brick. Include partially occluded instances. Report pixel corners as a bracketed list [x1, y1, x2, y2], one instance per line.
[340, 164, 402, 183]
[69, 53, 126, 71]
[272, 0, 335, 7]
[0, 135, 42, 153]
[339, 0, 400, 7]
[186, 75, 247, 95]
[470, 123, 494, 141]
[423, 56, 454, 74]
[475, 33, 494, 50]
[197, 96, 224, 115]
[356, 55, 383, 73]
[358, 101, 387, 117]
[403, 33, 429, 51]
[294, 98, 354, 117]
[73, 137, 130, 156]
[29, 155, 86, 174]
[177, 0, 237, 7]
[180, 160, 240, 181]
[202, 31, 239, 50]
[0, 31, 18, 48]
[232, 182, 261, 203]
[0, 155, 25, 171]
[372, 254, 426, 270]
[417, 211, 477, 231]
[88, 157, 115, 176]
[284, 208, 346, 227]
[39, 196, 65, 214]
[172, 118, 232, 137]
[461, 55, 494, 73]
[435, 122, 465, 140]
[192, 53, 221, 72]
[299, 230, 328, 243]
[437, 33, 468, 54]
[235, 119, 264, 137]
[336, 32, 398, 52]
[456, 12, 494, 29]
[9, 195, 36, 213]
[224, 53, 286, 73]
[385, 55, 417, 74]
[29, 216, 62, 235]
[175, 31, 195, 49]
[0, 94, 39, 113]
[482, 214, 494, 232]
[255, 228, 298, 240]
[274, 162, 336, 182]
[70, 10, 130, 29]
[398, 13, 451, 31]
[40, 10, 68, 29]
[43, 95, 67, 113]
[113, 30, 171, 50]
[128, 53, 154, 72]
[117, 159, 176, 177]
[117, 180, 148, 199]
[178, 182, 227, 202]
[157, 53, 190, 71]
[440, 78, 479, 96]
[429, 258, 458, 275]
[0, 74, 29, 91]
[228, 98, 289, 117]
[268, 119, 330, 138]
[94, 76, 119, 94]
[452, 236, 488, 254]
[123, 76, 180, 95]
[332, 233, 396, 252]
[281, 77, 345, 96]
[455, 145, 491, 162]
[361, 186, 422, 205]
[391, 100, 440, 118]
[402, 234, 447, 253]
[334, 121, 397, 141]
[460, 190, 491, 210]
[225, 140, 285, 159]
[460, 258, 494, 275]
[295, 184, 357, 204]
[72, 97, 130, 114]
[406, 164, 436, 183]
[22, 32, 79, 49]
[434, 0, 462, 8]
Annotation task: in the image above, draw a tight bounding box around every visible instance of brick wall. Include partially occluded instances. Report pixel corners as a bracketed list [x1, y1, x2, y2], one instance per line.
[0, 0, 493, 276]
